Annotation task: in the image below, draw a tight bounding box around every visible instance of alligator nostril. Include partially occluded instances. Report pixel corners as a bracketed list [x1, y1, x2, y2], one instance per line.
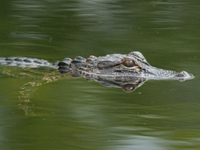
[175, 71, 194, 81]
[176, 71, 189, 77]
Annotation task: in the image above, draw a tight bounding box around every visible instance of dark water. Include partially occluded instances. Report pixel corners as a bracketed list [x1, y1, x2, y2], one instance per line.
[0, 0, 200, 149]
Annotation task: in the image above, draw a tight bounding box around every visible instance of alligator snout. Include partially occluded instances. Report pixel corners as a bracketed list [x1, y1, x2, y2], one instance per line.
[175, 71, 194, 81]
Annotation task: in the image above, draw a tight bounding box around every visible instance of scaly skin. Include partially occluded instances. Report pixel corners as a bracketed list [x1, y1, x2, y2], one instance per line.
[0, 51, 193, 80]
[57, 51, 194, 81]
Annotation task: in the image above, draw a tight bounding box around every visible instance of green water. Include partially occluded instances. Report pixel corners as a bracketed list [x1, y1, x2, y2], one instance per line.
[0, 0, 200, 149]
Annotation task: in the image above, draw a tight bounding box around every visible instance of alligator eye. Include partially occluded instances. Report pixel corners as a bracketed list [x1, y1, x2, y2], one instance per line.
[123, 60, 136, 67]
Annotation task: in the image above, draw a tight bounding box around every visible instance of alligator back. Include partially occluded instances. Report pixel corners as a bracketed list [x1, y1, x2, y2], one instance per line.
[0, 57, 58, 69]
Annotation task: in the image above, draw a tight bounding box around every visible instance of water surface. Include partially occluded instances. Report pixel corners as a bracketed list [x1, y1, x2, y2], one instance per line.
[0, 0, 200, 149]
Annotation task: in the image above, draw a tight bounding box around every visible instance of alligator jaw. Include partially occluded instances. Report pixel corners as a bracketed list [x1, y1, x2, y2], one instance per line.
[139, 68, 194, 81]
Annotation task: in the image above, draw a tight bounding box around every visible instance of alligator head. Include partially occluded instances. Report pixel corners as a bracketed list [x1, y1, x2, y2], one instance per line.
[58, 51, 194, 81]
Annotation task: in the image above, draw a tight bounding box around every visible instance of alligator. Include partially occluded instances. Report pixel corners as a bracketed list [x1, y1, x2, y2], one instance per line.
[0, 51, 194, 93]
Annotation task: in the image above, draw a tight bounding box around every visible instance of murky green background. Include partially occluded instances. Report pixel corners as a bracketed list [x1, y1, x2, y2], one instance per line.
[0, 0, 200, 149]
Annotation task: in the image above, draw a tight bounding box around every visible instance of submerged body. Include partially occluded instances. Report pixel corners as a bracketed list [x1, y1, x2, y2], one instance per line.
[0, 51, 193, 81]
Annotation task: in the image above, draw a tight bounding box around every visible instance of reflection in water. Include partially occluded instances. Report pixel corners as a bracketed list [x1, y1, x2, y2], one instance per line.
[1, 67, 68, 115]
[1, 65, 145, 116]
[88, 76, 146, 93]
